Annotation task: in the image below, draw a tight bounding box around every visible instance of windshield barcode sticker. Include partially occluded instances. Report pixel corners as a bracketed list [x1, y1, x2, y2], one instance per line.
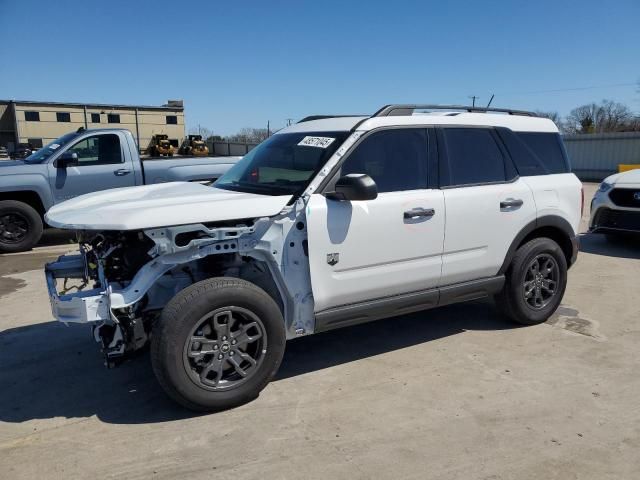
[298, 136, 335, 148]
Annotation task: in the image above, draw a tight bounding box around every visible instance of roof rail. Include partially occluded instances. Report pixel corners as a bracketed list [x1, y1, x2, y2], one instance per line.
[372, 104, 537, 117]
[297, 114, 365, 123]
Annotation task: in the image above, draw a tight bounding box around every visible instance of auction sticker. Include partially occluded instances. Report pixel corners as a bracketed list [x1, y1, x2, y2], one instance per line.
[298, 136, 335, 148]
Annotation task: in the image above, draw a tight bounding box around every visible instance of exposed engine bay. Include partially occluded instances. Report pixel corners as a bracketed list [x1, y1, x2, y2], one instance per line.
[46, 205, 315, 368]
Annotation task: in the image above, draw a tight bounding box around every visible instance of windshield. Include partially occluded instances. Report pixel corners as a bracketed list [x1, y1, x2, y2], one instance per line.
[24, 132, 79, 164]
[214, 131, 349, 196]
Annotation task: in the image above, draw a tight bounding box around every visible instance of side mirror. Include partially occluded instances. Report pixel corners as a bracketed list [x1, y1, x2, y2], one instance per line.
[55, 152, 79, 168]
[326, 173, 378, 201]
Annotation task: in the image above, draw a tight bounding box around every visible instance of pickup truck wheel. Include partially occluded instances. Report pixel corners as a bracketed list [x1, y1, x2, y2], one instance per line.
[151, 277, 286, 411]
[496, 237, 567, 325]
[0, 200, 43, 253]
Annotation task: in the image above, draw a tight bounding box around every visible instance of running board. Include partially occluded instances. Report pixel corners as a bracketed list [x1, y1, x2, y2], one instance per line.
[314, 276, 504, 333]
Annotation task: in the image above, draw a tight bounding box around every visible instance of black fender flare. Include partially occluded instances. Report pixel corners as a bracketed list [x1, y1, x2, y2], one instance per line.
[498, 215, 578, 275]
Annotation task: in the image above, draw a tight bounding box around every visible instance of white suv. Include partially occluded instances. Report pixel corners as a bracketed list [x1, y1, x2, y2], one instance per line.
[589, 169, 640, 240]
[45, 104, 582, 411]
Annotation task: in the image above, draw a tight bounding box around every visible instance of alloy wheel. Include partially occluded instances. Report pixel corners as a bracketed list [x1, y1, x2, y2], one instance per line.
[522, 253, 559, 310]
[183, 307, 267, 391]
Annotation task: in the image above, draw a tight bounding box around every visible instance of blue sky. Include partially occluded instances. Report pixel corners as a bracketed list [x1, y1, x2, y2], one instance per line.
[1, 0, 638, 135]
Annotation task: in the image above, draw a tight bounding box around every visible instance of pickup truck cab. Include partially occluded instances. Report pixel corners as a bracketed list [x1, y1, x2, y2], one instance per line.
[0, 128, 239, 252]
[44, 105, 582, 411]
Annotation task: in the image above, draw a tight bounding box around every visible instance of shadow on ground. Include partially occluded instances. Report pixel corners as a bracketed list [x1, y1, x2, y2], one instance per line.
[0, 300, 515, 425]
[579, 232, 640, 260]
[38, 229, 77, 247]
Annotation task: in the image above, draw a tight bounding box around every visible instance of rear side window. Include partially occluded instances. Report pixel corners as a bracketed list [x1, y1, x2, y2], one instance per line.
[341, 128, 428, 193]
[440, 128, 508, 187]
[516, 132, 569, 174]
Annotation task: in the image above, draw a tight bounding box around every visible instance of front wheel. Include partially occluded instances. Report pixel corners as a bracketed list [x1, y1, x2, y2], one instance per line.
[151, 277, 286, 411]
[0, 200, 43, 253]
[496, 237, 567, 325]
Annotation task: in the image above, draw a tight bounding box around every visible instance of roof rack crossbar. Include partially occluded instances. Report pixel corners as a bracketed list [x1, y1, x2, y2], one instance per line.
[372, 104, 537, 117]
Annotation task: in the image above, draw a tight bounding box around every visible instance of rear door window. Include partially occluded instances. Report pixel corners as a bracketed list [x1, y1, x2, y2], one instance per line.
[439, 128, 510, 187]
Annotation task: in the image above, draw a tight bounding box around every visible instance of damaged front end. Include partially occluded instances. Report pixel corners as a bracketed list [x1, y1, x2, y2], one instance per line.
[46, 231, 158, 366]
[45, 211, 314, 368]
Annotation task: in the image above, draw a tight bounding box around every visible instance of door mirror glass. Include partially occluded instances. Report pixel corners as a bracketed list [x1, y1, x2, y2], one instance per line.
[326, 173, 378, 201]
[54, 152, 79, 168]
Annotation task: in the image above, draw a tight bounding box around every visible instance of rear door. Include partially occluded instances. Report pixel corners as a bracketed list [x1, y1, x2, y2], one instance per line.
[47, 132, 136, 203]
[438, 127, 537, 285]
[306, 128, 445, 312]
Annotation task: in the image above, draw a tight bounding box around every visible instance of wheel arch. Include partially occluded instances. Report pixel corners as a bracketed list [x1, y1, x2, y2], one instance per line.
[0, 191, 46, 217]
[110, 253, 289, 323]
[499, 215, 577, 275]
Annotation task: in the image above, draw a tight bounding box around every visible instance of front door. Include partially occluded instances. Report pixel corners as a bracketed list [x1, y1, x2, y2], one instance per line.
[306, 128, 445, 312]
[47, 132, 136, 204]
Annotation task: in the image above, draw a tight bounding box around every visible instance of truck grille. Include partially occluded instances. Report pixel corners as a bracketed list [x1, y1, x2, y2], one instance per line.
[608, 188, 640, 208]
[593, 208, 640, 232]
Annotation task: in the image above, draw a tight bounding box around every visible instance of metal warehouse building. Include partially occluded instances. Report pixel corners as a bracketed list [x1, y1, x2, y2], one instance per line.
[0, 99, 185, 154]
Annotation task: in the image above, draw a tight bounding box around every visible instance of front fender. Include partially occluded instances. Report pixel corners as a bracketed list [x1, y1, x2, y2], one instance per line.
[0, 172, 53, 210]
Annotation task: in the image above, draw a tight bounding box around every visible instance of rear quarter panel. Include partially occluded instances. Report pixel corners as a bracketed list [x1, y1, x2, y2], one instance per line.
[522, 173, 583, 234]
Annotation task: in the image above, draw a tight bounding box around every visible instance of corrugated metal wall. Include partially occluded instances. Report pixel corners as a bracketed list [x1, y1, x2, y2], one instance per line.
[209, 141, 258, 156]
[563, 132, 640, 181]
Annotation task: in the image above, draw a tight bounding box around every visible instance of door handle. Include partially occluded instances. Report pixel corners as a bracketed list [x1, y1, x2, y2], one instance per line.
[114, 169, 131, 176]
[500, 198, 523, 209]
[403, 207, 435, 219]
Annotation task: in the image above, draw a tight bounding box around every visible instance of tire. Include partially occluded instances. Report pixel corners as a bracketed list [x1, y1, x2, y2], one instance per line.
[0, 200, 43, 253]
[151, 277, 286, 411]
[497, 237, 567, 326]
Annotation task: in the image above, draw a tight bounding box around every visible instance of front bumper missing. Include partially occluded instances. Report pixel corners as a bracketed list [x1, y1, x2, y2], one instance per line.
[45, 254, 110, 324]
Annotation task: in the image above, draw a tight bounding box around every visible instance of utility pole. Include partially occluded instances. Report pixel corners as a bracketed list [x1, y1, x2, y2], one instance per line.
[267, 120, 270, 137]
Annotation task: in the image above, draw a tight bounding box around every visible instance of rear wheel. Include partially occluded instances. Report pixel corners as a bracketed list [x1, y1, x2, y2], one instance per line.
[151, 277, 286, 411]
[497, 237, 567, 325]
[0, 200, 43, 253]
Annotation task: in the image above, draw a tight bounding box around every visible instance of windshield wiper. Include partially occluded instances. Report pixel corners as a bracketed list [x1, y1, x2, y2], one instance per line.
[217, 181, 293, 196]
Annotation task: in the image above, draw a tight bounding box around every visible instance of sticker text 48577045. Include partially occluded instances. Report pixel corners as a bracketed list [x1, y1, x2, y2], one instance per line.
[298, 136, 336, 148]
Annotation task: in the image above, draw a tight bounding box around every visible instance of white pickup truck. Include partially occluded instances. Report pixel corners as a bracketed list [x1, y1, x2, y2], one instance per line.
[45, 104, 582, 411]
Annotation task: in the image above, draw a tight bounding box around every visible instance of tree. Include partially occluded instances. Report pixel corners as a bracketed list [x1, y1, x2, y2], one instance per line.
[564, 100, 633, 134]
[226, 128, 269, 143]
[535, 111, 564, 131]
[188, 126, 214, 139]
